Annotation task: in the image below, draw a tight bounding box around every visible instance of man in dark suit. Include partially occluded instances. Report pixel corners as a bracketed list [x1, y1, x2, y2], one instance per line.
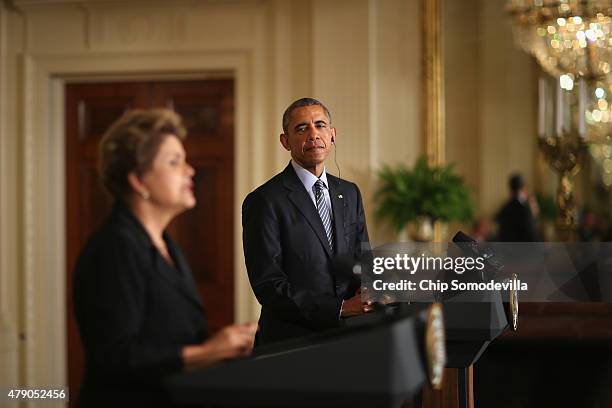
[242, 97, 371, 345]
[496, 173, 541, 242]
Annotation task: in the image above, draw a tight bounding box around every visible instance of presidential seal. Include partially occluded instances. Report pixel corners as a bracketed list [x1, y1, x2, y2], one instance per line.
[509, 273, 519, 331]
[425, 303, 446, 389]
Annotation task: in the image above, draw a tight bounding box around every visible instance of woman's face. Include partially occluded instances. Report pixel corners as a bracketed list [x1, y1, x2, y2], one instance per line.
[141, 134, 196, 214]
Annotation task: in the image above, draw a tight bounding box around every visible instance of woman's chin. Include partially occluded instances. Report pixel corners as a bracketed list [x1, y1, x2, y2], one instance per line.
[163, 198, 196, 216]
[184, 197, 197, 209]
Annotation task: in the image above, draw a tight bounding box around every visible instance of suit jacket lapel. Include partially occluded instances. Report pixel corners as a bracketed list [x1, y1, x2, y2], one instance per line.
[162, 236, 204, 309]
[114, 202, 204, 309]
[282, 164, 333, 258]
[328, 175, 347, 255]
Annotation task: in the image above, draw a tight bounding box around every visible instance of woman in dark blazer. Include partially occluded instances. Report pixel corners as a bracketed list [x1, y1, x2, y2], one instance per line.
[73, 109, 256, 408]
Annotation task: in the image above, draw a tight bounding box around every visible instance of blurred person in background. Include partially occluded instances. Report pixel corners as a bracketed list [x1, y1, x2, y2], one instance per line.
[495, 173, 541, 242]
[578, 209, 603, 242]
[472, 217, 492, 242]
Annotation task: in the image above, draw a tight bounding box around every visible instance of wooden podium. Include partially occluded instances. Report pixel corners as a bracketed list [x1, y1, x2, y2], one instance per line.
[417, 289, 510, 408]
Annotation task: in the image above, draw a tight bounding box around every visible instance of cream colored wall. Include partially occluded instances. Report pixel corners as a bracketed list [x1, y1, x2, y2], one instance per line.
[444, 0, 480, 195]
[310, 0, 422, 244]
[480, 0, 538, 218]
[0, 0, 422, 394]
[444, 0, 539, 224]
[0, 1, 20, 402]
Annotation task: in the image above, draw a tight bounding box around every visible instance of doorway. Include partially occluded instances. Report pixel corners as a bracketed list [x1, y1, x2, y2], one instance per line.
[65, 79, 235, 404]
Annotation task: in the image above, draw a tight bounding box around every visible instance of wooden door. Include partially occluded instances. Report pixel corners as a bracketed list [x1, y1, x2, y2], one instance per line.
[65, 79, 235, 405]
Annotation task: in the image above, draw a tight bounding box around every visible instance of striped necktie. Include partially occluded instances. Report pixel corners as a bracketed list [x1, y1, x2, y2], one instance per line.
[313, 179, 334, 252]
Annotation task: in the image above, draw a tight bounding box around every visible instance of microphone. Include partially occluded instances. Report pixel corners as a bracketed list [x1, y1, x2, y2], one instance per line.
[451, 230, 475, 243]
[451, 231, 504, 280]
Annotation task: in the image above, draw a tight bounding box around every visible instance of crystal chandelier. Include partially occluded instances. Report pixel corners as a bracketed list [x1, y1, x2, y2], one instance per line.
[507, 1, 612, 239]
[585, 77, 612, 187]
[507, 0, 612, 79]
[586, 77, 612, 131]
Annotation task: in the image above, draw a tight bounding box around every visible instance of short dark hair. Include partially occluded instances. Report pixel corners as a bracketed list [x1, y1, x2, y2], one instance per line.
[282, 97, 332, 134]
[509, 173, 525, 194]
[98, 109, 187, 199]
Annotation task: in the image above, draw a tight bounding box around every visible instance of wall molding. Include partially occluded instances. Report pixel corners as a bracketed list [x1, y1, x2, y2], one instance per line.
[18, 46, 262, 388]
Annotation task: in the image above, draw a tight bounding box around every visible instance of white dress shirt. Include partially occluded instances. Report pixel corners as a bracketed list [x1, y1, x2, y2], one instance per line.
[291, 160, 333, 220]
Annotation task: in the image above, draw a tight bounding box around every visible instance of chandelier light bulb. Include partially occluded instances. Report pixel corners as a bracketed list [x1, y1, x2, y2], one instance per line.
[560, 74, 575, 90]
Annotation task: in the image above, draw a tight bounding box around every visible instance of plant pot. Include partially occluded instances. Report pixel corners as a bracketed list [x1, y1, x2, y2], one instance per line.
[397, 227, 410, 242]
[410, 216, 434, 242]
[541, 220, 556, 241]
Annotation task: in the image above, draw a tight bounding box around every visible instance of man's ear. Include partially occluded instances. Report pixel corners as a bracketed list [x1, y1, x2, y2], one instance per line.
[331, 127, 337, 144]
[280, 133, 291, 151]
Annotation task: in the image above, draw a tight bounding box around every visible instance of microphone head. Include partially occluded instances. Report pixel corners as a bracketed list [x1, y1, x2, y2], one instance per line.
[452, 230, 476, 243]
[450, 230, 505, 276]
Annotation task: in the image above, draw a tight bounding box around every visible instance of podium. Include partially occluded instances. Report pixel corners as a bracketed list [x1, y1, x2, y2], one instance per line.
[349, 294, 508, 408]
[427, 234, 512, 408]
[438, 289, 509, 408]
[165, 305, 443, 407]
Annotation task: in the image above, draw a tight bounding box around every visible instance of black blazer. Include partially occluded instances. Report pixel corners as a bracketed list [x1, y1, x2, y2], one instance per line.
[73, 202, 207, 408]
[242, 163, 370, 345]
[496, 198, 541, 242]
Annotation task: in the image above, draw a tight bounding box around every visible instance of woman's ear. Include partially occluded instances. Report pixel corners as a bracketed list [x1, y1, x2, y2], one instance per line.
[127, 172, 150, 200]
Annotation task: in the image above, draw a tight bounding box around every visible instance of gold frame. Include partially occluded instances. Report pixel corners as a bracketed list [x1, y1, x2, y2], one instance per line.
[423, 0, 445, 166]
[423, 0, 446, 241]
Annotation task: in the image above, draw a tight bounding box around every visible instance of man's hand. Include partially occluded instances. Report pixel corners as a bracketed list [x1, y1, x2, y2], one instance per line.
[340, 289, 374, 317]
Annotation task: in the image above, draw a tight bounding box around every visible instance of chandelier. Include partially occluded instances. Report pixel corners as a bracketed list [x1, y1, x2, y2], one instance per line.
[585, 77, 612, 129]
[507, 0, 612, 79]
[586, 77, 612, 186]
[507, 1, 612, 238]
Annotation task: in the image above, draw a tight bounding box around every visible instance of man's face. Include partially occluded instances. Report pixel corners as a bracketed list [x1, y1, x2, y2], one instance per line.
[280, 105, 335, 174]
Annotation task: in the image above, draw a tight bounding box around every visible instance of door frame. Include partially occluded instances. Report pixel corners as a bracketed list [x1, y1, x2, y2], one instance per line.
[20, 51, 262, 388]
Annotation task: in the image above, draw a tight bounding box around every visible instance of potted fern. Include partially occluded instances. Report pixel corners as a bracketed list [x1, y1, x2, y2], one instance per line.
[375, 155, 474, 241]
